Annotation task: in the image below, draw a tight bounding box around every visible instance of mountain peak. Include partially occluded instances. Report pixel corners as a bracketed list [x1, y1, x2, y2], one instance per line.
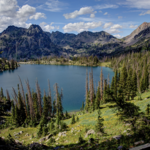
[138, 22, 150, 30]
[28, 24, 43, 33]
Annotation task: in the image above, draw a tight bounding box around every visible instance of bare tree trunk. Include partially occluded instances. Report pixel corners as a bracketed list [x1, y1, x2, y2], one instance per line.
[85, 69, 88, 100]
[18, 76, 27, 117]
[12, 87, 18, 106]
[36, 79, 42, 117]
[6, 89, 10, 102]
[100, 67, 103, 101]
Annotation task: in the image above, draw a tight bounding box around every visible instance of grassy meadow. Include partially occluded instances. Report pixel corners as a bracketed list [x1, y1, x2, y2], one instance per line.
[1, 90, 150, 149]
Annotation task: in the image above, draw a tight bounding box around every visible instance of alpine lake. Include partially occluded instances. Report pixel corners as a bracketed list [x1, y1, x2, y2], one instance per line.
[0, 64, 114, 112]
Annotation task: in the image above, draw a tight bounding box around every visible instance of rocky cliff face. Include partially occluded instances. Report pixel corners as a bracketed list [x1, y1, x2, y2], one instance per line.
[124, 22, 150, 46]
[0, 25, 61, 59]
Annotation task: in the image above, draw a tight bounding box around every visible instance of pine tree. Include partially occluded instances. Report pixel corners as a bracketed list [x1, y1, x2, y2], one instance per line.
[81, 101, 84, 111]
[95, 85, 100, 110]
[143, 63, 149, 91]
[85, 70, 89, 112]
[43, 91, 48, 119]
[18, 76, 27, 117]
[114, 70, 118, 98]
[17, 84, 26, 125]
[118, 64, 127, 97]
[103, 79, 107, 104]
[146, 104, 150, 115]
[11, 101, 15, 121]
[36, 80, 42, 117]
[126, 68, 132, 101]
[0, 87, 4, 98]
[100, 68, 103, 101]
[26, 79, 34, 121]
[26, 93, 30, 117]
[14, 105, 19, 127]
[95, 107, 104, 134]
[49, 119, 54, 132]
[71, 114, 75, 124]
[32, 90, 39, 121]
[48, 80, 52, 117]
[131, 70, 137, 99]
[53, 99, 56, 116]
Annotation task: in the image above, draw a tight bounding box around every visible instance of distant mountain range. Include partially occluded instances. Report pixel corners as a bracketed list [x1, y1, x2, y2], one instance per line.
[0, 22, 150, 59]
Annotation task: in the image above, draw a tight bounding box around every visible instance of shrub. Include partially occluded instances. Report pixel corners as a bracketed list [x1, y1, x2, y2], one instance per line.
[78, 135, 84, 143]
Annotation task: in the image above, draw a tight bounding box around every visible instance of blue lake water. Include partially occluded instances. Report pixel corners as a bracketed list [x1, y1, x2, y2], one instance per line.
[0, 64, 114, 112]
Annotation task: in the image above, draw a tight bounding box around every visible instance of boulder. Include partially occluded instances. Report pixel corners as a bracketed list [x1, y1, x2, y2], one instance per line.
[85, 129, 95, 138]
[113, 135, 122, 140]
[58, 131, 66, 137]
[88, 138, 94, 143]
[117, 146, 123, 150]
[46, 134, 53, 140]
[29, 142, 43, 149]
[25, 133, 29, 136]
[134, 140, 144, 146]
[39, 137, 46, 143]
[125, 123, 131, 126]
[19, 131, 23, 134]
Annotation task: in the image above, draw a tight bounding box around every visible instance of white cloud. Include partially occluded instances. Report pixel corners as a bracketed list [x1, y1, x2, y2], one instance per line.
[140, 10, 150, 16]
[90, 13, 95, 18]
[111, 24, 122, 29]
[104, 12, 108, 15]
[99, 10, 102, 13]
[120, 0, 150, 9]
[40, 22, 59, 32]
[129, 24, 138, 29]
[103, 22, 113, 29]
[0, 0, 46, 32]
[0, 0, 18, 17]
[63, 7, 94, 19]
[38, 0, 68, 12]
[114, 34, 122, 38]
[29, 12, 46, 20]
[118, 16, 123, 19]
[16, 4, 36, 21]
[106, 29, 121, 34]
[95, 4, 118, 9]
[63, 21, 102, 33]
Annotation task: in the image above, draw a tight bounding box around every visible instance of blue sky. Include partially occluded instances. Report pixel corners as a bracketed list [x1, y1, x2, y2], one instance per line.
[0, 0, 150, 38]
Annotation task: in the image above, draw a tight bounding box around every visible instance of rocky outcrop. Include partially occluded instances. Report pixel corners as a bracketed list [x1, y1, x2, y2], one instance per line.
[0, 24, 61, 59]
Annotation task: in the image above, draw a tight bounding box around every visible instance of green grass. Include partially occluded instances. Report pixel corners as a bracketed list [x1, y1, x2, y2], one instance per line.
[1, 90, 150, 148]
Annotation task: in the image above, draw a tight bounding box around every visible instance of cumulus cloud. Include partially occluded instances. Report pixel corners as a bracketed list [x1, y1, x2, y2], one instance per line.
[30, 12, 46, 20]
[120, 0, 150, 9]
[106, 29, 121, 34]
[129, 24, 138, 29]
[16, 4, 36, 21]
[40, 22, 59, 32]
[114, 34, 122, 38]
[111, 24, 122, 29]
[104, 12, 108, 15]
[63, 21, 102, 33]
[0, 0, 18, 17]
[63, 7, 94, 19]
[140, 10, 150, 16]
[0, 0, 46, 32]
[103, 22, 113, 29]
[38, 0, 68, 12]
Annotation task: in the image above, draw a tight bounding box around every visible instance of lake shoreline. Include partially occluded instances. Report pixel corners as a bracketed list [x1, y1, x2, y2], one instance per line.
[19, 61, 111, 68]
